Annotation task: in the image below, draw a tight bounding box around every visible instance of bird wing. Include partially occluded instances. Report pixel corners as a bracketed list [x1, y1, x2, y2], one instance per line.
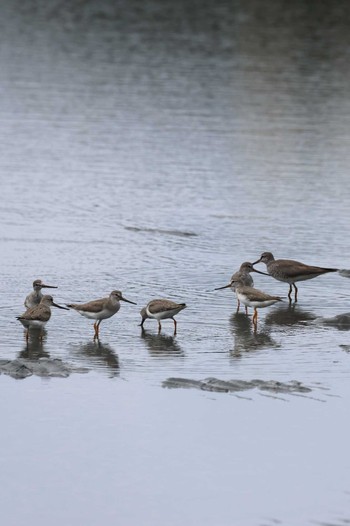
[68, 298, 106, 313]
[275, 260, 335, 278]
[18, 305, 50, 322]
[147, 299, 186, 314]
[240, 287, 281, 302]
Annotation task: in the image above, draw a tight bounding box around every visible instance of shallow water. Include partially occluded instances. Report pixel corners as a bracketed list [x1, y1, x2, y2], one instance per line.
[1, 0, 350, 524]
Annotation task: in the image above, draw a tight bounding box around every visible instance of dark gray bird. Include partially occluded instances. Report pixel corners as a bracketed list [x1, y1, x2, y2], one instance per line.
[253, 252, 338, 302]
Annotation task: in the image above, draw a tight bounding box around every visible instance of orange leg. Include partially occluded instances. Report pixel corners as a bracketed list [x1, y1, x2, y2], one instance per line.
[93, 321, 101, 340]
[252, 308, 258, 327]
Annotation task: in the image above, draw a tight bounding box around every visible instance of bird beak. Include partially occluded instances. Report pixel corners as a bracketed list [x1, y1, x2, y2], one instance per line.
[252, 258, 262, 265]
[250, 268, 269, 275]
[42, 284, 58, 289]
[214, 283, 232, 291]
[52, 302, 70, 310]
[120, 296, 137, 305]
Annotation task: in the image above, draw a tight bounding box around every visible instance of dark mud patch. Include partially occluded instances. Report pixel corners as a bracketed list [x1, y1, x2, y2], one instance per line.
[124, 226, 198, 237]
[162, 377, 312, 394]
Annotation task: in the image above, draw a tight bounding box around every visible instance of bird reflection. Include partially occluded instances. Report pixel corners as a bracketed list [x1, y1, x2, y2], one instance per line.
[18, 328, 50, 360]
[140, 328, 184, 357]
[229, 312, 278, 358]
[70, 340, 119, 376]
[264, 303, 316, 327]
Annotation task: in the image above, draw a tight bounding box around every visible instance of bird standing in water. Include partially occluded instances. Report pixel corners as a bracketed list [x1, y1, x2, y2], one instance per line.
[215, 261, 268, 313]
[17, 295, 69, 341]
[67, 290, 137, 339]
[252, 252, 338, 302]
[231, 282, 283, 329]
[140, 299, 186, 335]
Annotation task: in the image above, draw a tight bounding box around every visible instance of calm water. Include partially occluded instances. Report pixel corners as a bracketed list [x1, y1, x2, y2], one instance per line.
[1, 0, 350, 524]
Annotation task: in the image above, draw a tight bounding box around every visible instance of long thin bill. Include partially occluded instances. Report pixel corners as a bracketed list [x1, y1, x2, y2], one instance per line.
[251, 268, 269, 276]
[214, 283, 232, 291]
[52, 302, 70, 310]
[121, 297, 137, 305]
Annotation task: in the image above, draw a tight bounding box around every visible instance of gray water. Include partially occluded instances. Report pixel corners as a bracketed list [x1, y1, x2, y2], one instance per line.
[1, 1, 350, 524]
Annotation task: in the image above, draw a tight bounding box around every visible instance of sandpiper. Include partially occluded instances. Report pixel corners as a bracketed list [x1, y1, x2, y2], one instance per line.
[17, 294, 69, 341]
[252, 252, 338, 302]
[140, 299, 186, 335]
[215, 262, 268, 313]
[67, 290, 136, 339]
[24, 279, 58, 308]
[231, 282, 283, 328]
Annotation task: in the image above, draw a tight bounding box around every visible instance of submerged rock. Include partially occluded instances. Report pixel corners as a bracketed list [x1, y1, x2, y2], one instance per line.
[339, 269, 350, 278]
[0, 358, 89, 379]
[313, 313, 350, 330]
[0, 360, 33, 379]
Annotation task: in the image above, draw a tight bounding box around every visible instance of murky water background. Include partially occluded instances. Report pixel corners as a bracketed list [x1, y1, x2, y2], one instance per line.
[1, 0, 350, 524]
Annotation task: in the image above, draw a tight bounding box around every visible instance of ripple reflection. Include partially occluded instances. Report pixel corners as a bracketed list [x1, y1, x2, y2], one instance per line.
[70, 340, 119, 376]
[264, 303, 316, 327]
[229, 313, 278, 358]
[140, 329, 184, 357]
[18, 329, 49, 360]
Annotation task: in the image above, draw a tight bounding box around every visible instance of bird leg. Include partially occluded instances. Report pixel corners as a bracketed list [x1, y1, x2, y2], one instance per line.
[288, 284, 293, 302]
[293, 284, 298, 302]
[245, 306, 248, 315]
[173, 318, 177, 335]
[236, 299, 240, 313]
[93, 321, 101, 340]
[158, 321, 162, 333]
[25, 329, 29, 343]
[252, 308, 258, 327]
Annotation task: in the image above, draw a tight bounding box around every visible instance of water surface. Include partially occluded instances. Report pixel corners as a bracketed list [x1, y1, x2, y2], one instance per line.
[0, 1, 350, 524]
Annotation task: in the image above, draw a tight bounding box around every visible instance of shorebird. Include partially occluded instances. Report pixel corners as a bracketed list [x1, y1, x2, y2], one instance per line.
[140, 299, 186, 335]
[24, 279, 58, 308]
[17, 295, 69, 341]
[67, 290, 136, 339]
[231, 282, 283, 328]
[252, 252, 338, 302]
[215, 262, 268, 313]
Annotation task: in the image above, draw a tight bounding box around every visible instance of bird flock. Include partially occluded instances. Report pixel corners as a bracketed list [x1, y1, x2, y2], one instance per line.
[17, 282, 187, 341]
[215, 251, 338, 328]
[17, 251, 339, 340]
